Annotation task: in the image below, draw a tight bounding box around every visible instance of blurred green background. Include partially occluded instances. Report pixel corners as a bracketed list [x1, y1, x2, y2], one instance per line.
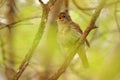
[0, 0, 120, 80]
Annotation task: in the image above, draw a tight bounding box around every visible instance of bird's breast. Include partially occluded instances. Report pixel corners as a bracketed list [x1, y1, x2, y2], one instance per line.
[57, 25, 80, 48]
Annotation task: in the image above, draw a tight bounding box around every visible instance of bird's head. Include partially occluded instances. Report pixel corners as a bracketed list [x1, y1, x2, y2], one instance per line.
[57, 12, 72, 24]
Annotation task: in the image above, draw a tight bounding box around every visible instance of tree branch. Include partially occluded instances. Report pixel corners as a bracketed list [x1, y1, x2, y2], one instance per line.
[39, 0, 45, 6]
[13, 3, 49, 80]
[0, 15, 41, 30]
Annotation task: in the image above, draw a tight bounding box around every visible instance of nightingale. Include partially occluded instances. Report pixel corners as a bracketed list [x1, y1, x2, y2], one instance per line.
[57, 12, 89, 68]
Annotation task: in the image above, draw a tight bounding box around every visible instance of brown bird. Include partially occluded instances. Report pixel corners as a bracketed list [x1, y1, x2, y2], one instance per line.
[57, 12, 89, 68]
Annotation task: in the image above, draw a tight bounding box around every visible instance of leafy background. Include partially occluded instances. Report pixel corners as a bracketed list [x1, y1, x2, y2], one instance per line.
[0, 0, 120, 80]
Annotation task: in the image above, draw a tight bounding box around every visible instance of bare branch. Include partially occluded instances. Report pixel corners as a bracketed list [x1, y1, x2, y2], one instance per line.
[0, 15, 41, 30]
[63, 0, 69, 13]
[39, 0, 45, 6]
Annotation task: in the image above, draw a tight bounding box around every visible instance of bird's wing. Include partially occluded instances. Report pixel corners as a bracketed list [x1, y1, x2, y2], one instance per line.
[70, 22, 90, 47]
[70, 22, 83, 34]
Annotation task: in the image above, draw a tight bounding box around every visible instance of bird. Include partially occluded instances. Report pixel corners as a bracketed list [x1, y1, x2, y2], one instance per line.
[57, 12, 89, 68]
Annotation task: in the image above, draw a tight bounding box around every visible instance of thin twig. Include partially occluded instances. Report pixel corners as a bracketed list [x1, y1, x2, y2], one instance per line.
[0, 15, 41, 30]
[47, 0, 106, 80]
[64, 0, 69, 13]
[39, 0, 45, 6]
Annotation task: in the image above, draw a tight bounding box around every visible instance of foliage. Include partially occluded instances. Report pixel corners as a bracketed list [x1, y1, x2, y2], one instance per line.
[0, 0, 120, 80]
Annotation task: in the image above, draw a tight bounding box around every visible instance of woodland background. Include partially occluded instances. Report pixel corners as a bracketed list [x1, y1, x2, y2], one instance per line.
[0, 0, 120, 80]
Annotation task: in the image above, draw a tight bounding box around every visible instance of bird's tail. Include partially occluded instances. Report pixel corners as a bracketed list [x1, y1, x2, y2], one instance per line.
[77, 43, 89, 68]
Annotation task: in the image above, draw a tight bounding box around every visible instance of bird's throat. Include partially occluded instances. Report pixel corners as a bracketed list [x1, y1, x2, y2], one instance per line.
[57, 23, 70, 34]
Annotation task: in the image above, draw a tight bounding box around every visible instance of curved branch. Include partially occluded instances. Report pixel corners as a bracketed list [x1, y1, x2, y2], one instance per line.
[13, 4, 48, 80]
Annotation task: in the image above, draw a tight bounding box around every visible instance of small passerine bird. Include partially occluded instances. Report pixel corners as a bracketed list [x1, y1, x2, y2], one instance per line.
[57, 12, 89, 68]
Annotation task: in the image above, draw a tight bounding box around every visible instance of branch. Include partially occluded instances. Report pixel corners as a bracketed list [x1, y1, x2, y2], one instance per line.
[63, 0, 69, 13]
[13, 4, 49, 80]
[39, 0, 45, 6]
[47, 0, 106, 80]
[13, 0, 64, 79]
[43, 0, 64, 52]
[0, 15, 41, 30]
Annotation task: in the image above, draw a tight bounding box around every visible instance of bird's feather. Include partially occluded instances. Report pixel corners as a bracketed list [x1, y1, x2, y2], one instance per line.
[70, 22, 90, 47]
